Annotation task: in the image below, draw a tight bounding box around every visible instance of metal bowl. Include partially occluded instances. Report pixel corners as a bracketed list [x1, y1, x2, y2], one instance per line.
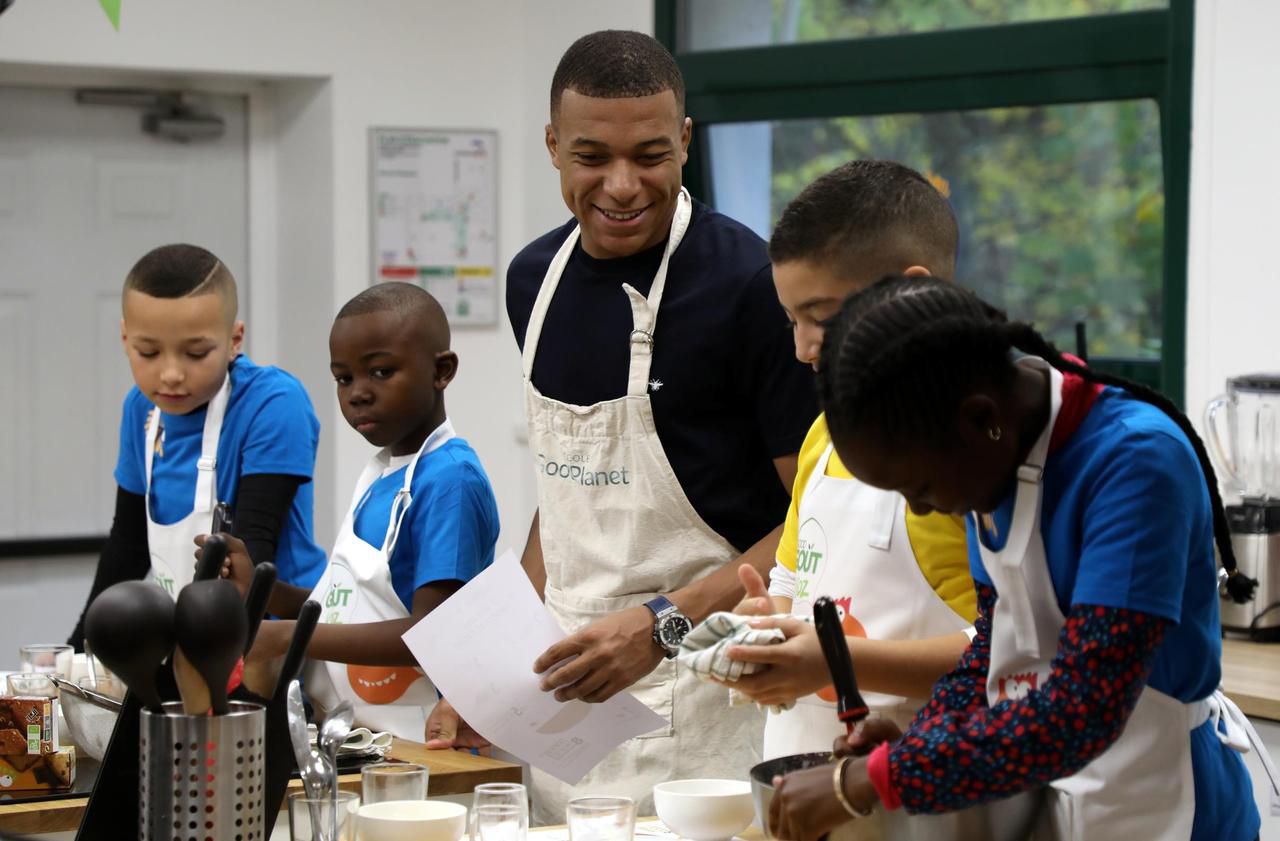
[749, 752, 834, 839]
[59, 676, 124, 760]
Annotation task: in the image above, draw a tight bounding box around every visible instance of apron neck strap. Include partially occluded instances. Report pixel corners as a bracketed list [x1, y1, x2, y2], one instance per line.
[975, 358, 1064, 569]
[521, 189, 694, 399]
[382, 418, 457, 556]
[144, 370, 233, 517]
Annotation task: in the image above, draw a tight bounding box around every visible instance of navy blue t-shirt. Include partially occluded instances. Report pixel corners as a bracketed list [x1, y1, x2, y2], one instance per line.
[507, 200, 816, 552]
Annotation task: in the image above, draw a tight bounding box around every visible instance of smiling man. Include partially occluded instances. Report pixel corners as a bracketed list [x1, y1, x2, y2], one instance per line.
[424, 30, 816, 822]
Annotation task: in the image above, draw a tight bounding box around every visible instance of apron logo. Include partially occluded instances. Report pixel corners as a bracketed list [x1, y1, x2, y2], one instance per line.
[150, 553, 176, 596]
[795, 518, 828, 601]
[537, 453, 631, 487]
[996, 672, 1039, 703]
[323, 565, 360, 624]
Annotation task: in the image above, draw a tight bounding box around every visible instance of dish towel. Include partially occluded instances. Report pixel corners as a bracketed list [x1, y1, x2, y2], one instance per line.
[677, 611, 798, 713]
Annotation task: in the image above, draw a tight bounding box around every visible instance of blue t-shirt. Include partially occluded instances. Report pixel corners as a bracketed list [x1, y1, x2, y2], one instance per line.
[969, 387, 1258, 840]
[115, 355, 327, 590]
[352, 437, 499, 611]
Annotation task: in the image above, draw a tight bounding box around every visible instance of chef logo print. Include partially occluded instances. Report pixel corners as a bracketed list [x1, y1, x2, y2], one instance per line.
[995, 671, 1039, 703]
[815, 596, 867, 703]
[322, 564, 359, 624]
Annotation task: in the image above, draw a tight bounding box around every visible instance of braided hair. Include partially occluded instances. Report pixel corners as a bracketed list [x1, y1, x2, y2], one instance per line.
[817, 275, 1257, 603]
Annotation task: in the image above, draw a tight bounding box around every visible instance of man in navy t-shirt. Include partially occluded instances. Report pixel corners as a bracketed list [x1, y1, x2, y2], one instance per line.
[425, 30, 816, 818]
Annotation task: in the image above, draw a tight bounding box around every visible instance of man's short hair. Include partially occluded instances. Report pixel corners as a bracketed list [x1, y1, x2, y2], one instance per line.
[550, 30, 685, 121]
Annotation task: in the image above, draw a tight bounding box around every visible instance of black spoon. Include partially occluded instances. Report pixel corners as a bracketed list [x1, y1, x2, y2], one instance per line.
[174, 579, 248, 715]
[84, 580, 176, 713]
[194, 532, 229, 584]
[243, 561, 278, 654]
[261, 600, 323, 826]
[813, 595, 869, 734]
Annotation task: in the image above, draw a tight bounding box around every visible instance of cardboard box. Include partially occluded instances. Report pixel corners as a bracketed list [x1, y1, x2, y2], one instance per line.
[0, 696, 58, 755]
[0, 746, 75, 790]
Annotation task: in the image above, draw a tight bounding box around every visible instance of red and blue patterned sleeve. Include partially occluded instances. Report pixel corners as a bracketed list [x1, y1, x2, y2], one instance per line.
[867, 583, 1169, 814]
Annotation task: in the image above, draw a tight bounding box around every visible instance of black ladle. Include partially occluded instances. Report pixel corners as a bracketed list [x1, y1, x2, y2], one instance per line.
[813, 596, 869, 734]
[194, 532, 230, 584]
[174, 579, 248, 715]
[84, 580, 176, 713]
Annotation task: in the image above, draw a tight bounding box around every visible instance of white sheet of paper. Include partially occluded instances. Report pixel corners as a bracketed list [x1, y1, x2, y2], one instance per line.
[402, 550, 668, 784]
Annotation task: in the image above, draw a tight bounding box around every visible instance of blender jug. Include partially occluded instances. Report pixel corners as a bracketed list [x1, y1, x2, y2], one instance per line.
[1204, 374, 1280, 501]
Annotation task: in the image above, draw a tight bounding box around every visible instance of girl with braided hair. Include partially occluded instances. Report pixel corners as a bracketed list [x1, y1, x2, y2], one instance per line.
[766, 276, 1269, 841]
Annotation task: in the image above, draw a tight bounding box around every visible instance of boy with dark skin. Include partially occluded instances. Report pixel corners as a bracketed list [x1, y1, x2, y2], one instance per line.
[204, 284, 498, 685]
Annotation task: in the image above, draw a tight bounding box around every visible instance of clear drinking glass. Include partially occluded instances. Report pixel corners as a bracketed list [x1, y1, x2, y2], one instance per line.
[566, 796, 636, 841]
[361, 761, 429, 804]
[6, 672, 56, 697]
[471, 783, 528, 841]
[473, 804, 527, 841]
[288, 790, 360, 841]
[19, 644, 74, 678]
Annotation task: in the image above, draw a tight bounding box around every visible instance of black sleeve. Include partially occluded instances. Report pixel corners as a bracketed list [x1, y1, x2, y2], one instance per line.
[68, 486, 149, 651]
[232, 473, 305, 568]
[734, 263, 819, 458]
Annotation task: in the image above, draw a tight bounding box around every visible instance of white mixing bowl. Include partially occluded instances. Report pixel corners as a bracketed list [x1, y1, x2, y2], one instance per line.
[654, 779, 755, 841]
[358, 799, 468, 841]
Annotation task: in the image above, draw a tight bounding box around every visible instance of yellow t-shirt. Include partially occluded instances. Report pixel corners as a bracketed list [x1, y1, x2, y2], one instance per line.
[776, 414, 977, 623]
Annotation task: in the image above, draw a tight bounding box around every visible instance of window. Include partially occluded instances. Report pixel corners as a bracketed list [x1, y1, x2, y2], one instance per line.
[659, 0, 1193, 399]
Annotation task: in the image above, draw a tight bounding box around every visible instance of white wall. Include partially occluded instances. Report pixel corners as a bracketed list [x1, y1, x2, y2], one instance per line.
[1186, 0, 1280, 426]
[0, 0, 653, 655]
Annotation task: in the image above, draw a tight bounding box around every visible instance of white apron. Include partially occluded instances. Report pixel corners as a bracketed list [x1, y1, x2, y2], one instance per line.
[764, 443, 979, 841]
[522, 189, 763, 825]
[303, 422, 452, 740]
[977, 359, 1246, 841]
[144, 374, 230, 598]
[764, 442, 970, 758]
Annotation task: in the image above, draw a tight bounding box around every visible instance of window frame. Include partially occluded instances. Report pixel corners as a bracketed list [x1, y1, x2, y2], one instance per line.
[657, 1, 1194, 404]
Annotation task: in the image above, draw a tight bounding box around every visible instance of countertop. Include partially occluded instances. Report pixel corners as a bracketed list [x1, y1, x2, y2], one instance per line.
[0, 737, 521, 836]
[1221, 637, 1280, 721]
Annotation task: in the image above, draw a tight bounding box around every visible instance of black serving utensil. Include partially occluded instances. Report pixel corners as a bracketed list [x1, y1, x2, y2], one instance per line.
[242, 561, 277, 653]
[83, 581, 175, 713]
[174, 579, 249, 715]
[76, 580, 176, 841]
[194, 531, 229, 584]
[813, 595, 869, 734]
[260, 600, 323, 826]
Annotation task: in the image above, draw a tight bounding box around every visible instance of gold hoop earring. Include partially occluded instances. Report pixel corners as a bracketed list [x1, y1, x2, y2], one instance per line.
[988, 426, 1002, 442]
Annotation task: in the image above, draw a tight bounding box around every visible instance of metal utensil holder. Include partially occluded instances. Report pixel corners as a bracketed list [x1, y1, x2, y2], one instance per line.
[140, 701, 266, 841]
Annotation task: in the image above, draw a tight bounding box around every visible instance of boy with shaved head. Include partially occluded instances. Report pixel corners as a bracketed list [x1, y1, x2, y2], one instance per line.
[212, 281, 499, 738]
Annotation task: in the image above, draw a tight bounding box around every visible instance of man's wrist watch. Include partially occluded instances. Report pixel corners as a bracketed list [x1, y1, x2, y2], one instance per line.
[644, 595, 692, 659]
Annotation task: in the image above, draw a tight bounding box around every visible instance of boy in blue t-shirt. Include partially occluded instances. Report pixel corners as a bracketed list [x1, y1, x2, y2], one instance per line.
[69, 244, 327, 650]
[210, 283, 497, 730]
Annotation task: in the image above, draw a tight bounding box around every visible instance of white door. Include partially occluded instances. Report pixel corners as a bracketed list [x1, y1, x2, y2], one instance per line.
[0, 85, 248, 540]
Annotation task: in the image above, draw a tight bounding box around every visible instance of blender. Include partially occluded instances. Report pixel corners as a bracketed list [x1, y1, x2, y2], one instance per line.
[1205, 374, 1280, 639]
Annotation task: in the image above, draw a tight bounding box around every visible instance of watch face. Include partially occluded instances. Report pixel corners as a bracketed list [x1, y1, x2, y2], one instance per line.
[659, 615, 693, 648]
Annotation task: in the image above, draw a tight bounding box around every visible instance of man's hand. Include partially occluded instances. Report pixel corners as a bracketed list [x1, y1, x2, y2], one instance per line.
[533, 606, 662, 703]
[722, 616, 829, 707]
[769, 757, 878, 841]
[732, 564, 775, 617]
[425, 698, 492, 752]
[194, 532, 254, 597]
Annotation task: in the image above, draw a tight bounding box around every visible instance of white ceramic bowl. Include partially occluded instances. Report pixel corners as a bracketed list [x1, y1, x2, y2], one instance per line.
[358, 799, 468, 841]
[654, 779, 755, 841]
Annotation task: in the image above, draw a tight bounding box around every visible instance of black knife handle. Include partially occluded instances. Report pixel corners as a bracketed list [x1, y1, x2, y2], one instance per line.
[813, 596, 869, 727]
[271, 599, 321, 703]
[243, 562, 278, 654]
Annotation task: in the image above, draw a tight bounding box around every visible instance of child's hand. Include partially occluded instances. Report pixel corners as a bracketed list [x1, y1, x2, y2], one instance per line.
[724, 616, 826, 707]
[425, 698, 492, 752]
[833, 716, 902, 758]
[194, 532, 254, 597]
[732, 564, 776, 617]
[770, 757, 877, 841]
